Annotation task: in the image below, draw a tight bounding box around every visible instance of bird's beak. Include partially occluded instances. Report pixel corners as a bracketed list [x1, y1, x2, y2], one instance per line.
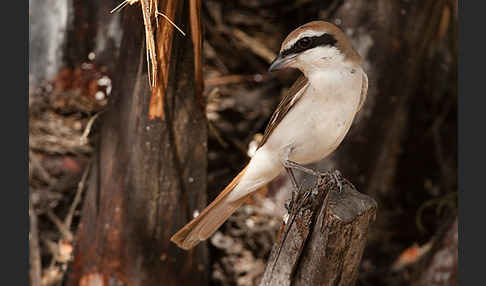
[268, 54, 295, 72]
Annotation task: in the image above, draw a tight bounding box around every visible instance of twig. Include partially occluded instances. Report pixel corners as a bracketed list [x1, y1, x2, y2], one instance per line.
[110, 0, 137, 14]
[29, 198, 42, 286]
[232, 28, 277, 64]
[139, 0, 157, 87]
[64, 162, 91, 229]
[416, 192, 457, 233]
[204, 41, 230, 74]
[208, 120, 229, 148]
[29, 151, 56, 186]
[41, 236, 65, 286]
[46, 210, 74, 242]
[80, 113, 101, 145]
[42, 237, 59, 269]
[205, 74, 270, 87]
[208, 121, 247, 155]
[156, 12, 186, 36]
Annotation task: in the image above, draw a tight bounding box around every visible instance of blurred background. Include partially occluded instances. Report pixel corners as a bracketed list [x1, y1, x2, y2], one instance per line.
[29, 0, 458, 285]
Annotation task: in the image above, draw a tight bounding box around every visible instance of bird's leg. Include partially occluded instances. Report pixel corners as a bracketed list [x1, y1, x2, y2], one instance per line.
[283, 160, 319, 176]
[282, 159, 319, 211]
[281, 148, 343, 206]
[285, 159, 344, 193]
[281, 147, 312, 210]
[317, 169, 343, 192]
[284, 167, 299, 211]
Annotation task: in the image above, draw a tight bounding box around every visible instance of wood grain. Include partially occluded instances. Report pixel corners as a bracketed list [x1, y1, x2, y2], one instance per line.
[260, 174, 377, 286]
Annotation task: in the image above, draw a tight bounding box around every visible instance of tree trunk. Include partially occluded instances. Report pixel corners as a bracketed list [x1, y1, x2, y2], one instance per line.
[259, 174, 377, 286]
[67, 1, 209, 285]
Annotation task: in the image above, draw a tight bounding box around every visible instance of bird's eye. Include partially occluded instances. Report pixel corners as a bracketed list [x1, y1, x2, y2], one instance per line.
[297, 37, 312, 49]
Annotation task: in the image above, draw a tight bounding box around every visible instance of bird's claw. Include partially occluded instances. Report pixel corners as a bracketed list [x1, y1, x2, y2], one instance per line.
[322, 169, 343, 192]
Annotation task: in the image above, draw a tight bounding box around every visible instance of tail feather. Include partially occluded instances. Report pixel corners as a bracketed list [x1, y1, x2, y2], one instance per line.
[170, 165, 249, 250]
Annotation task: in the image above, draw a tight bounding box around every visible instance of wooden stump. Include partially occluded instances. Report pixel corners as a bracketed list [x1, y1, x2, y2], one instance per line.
[259, 173, 377, 286]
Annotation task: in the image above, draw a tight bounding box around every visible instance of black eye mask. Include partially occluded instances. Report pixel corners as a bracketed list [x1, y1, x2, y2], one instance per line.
[281, 33, 337, 58]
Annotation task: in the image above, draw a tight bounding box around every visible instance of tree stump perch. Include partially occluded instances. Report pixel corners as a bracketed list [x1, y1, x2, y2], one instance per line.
[259, 173, 377, 286]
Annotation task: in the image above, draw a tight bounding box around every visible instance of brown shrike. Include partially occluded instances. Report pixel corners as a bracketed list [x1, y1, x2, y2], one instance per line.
[171, 21, 368, 250]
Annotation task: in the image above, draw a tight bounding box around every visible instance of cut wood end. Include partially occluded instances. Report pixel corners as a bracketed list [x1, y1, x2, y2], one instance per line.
[149, 91, 164, 120]
[327, 182, 378, 224]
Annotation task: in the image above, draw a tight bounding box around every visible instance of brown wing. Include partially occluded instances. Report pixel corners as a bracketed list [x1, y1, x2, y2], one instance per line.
[258, 75, 309, 148]
[358, 71, 368, 111]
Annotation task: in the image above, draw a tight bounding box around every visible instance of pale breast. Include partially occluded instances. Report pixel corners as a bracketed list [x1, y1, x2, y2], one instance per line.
[265, 67, 363, 165]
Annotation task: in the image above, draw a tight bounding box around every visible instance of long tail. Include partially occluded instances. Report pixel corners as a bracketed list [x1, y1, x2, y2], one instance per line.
[170, 165, 249, 250]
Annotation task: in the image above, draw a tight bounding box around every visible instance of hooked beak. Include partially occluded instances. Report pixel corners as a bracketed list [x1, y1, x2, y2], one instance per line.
[268, 54, 295, 72]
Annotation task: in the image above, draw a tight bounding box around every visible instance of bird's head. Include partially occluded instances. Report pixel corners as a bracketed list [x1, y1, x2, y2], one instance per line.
[269, 21, 361, 75]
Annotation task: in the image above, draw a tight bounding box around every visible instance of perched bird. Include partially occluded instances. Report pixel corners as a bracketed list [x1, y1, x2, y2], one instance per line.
[171, 21, 368, 250]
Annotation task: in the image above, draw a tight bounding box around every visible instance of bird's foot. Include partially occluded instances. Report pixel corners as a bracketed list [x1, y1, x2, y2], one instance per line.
[321, 169, 343, 192]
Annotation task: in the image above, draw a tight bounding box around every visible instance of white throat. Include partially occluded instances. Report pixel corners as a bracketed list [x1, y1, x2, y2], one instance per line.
[295, 46, 351, 80]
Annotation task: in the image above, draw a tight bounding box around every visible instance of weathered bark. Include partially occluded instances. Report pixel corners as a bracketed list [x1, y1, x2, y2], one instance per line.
[259, 174, 377, 286]
[67, 1, 209, 286]
[412, 217, 458, 286]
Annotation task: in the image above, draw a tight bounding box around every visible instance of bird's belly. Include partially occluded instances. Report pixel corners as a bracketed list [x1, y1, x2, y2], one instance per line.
[265, 84, 360, 165]
[289, 107, 354, 164]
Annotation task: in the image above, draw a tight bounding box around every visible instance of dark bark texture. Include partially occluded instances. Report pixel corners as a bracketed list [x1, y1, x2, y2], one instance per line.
[67, 1, 209, 286]
[259, 174, 377, 286]
[330, 0, 457, 212]
[320, 0, 457, 201]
